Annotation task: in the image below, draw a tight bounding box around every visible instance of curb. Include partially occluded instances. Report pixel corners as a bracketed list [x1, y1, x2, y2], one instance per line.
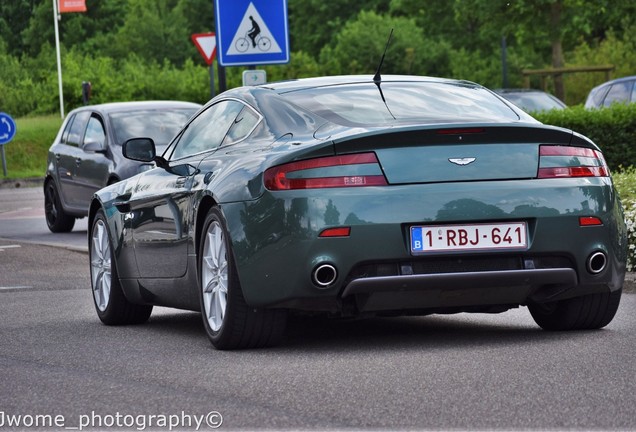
[623, 272, 636, 293]
[0, 177, 43, 189]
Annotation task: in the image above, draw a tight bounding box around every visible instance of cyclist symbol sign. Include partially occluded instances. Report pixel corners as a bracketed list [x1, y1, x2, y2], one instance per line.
[215, 0, 289, 66]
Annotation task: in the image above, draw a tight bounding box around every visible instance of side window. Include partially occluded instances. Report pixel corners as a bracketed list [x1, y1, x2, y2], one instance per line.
[65, 111, 91, 147]
[171, 100, 244, 160]
[603, 81, 633, 106]
[223, 106, 260, 145]
[631, 80, 636, 103]
[61, 114, 75, 145]
[83, 115, 106, 149]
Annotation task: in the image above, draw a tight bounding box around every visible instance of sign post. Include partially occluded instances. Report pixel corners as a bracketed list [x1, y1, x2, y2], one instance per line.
[0, 113, 17, 177]
[192, 33, 218, 99]
[214, 0, 289, 67]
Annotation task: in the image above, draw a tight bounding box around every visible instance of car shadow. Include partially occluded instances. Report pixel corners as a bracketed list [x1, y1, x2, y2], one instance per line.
[140, 308, 599, 353]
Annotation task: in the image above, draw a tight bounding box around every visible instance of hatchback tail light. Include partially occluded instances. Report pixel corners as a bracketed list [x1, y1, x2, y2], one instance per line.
[264, 153, 387, 190]
[538, 145, 609, 178]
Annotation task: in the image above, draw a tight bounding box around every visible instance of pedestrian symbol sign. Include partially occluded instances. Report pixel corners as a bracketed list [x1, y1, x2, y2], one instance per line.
[215, 0, 289, 66]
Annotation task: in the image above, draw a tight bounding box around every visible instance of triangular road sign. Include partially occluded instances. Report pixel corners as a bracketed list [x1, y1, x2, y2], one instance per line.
[227, 3, 282, 55]
[191, 33, 217, 65]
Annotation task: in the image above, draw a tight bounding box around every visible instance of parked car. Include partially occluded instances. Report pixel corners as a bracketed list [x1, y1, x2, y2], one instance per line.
[584, 76, 636, 109]
[88, 75, 626, 350]
[44, 101, 201, 232]
[494, 88, 567, 113]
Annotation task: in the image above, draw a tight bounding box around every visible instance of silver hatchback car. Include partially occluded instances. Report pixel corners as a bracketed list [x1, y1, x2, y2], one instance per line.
[44, 101, 201, 232]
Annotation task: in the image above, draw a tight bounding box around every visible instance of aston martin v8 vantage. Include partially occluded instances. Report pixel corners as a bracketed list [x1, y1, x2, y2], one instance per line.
[88, 75, 627, 349]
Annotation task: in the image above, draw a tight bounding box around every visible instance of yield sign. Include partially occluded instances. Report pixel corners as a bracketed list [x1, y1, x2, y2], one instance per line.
[191, 33, 217, 65]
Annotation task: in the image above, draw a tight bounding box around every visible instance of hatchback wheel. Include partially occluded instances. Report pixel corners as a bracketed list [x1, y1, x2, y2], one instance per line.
[44, 180, 75, 233]
[90, 209, 152, 325]
[529, 288, 622, 330]
[199, 207, 286, 350]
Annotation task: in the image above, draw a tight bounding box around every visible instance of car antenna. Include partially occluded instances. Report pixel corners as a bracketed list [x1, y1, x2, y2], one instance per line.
[373, 28, 393, 85]
[374, 29, 395, 119]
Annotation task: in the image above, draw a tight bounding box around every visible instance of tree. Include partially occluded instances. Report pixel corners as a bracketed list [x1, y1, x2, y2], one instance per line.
[288, 0, 391, 55]
[319, 10, 451, 77]
[0, 0, 39, 56]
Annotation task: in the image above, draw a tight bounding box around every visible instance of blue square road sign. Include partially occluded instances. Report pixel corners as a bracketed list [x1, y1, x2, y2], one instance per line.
[215, 0, 290, 67]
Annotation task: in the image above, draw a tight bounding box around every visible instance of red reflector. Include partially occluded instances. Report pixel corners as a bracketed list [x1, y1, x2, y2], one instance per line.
[579, 217, 603, 226]
[319, 227, 351, 237]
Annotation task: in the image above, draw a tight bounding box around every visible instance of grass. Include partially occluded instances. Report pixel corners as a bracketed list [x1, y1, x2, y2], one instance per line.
[1, 115, 63, 179]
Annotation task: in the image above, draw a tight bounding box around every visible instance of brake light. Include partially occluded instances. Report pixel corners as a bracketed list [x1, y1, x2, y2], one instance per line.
[437, 128, 485, 135]
[264, 153, 387, 190]
[538, 145, 609, 178]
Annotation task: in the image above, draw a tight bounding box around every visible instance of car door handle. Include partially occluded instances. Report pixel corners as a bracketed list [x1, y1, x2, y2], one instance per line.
[175, 177, 187, 186]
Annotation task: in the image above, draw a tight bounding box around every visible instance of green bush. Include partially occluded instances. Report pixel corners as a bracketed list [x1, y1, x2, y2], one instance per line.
[613, 168, 636, 271]
[534, 104, 636, 172]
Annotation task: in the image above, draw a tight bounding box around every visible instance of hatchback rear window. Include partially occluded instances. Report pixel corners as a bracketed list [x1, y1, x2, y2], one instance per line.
[279, 82, 520, 127]
[110, 109, 197, 146]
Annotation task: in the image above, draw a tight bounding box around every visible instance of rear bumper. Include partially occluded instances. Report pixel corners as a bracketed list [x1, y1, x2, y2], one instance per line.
[222, 177, 627, 313]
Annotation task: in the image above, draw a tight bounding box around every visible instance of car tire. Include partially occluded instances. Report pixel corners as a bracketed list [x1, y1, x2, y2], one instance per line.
[528, 288, 622, 331]
[199, 207, 287, 350]
[90, 209, 153, 325]
[44, 180, 75, 233]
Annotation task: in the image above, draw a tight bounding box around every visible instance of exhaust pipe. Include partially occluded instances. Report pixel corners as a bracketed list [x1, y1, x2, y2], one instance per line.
[312, 263, 337, 288]
[587, 251, 607, 274]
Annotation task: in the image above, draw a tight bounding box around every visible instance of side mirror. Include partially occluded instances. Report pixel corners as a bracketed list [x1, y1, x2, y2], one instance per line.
[123, 138, 156, 162]
[83, 140, 106, 153]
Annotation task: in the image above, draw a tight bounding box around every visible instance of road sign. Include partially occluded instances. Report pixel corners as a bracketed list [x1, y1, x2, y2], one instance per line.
[192, 33, 217, 65]
[242, 70, 267, 86]
[0, 113, 16, 146]
[58, 0, 87, 13]
[215, 0, 289, 66]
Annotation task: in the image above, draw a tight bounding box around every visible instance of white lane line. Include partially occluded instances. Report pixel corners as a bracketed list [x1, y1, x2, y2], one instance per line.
[0, 244, 21, 251]
[0, 286, 34, 290]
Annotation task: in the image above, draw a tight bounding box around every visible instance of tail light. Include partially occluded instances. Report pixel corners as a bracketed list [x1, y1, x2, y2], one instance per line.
[264, 152, 387, 190]
[538, 145, 609, 178]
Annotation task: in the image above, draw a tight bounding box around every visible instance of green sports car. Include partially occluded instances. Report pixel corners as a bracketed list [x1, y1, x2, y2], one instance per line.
[88, 75, 627, 350]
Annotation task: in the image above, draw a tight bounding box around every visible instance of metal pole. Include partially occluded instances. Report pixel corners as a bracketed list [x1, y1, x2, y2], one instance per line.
[53, 0, 65, 119]
[209, 64, 216, 99]
[501, 36, 509, 88]
[212, 0, 227, 92]
[1, 147, 7, 177]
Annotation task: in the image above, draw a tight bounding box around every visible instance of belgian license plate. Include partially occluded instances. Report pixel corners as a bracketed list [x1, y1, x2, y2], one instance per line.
[410, 222, 528, 253]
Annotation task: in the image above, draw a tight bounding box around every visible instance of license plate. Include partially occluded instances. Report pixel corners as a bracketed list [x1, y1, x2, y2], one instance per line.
[410, 222, 528, 253]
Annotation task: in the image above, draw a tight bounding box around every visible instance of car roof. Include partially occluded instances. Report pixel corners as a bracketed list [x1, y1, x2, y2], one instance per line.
[260, 74, 477, 93]
[494, 88, 553, 94]
[598, 75, 636, 86]
[69, 100, 202, 115]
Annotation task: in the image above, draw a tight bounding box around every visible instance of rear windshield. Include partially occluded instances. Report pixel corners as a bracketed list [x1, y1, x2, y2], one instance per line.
[110, 109, 197, 146]
[279, 82, 520, 127]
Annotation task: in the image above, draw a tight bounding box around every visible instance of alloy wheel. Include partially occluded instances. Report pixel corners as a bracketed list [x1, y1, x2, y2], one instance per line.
[201, 220, 229, 332]
[90, 219, 111, 312]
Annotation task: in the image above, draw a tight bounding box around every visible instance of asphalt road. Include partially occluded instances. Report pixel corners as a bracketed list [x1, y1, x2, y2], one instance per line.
[0, 185, 87, 251]
[1, 185, 635, 431]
